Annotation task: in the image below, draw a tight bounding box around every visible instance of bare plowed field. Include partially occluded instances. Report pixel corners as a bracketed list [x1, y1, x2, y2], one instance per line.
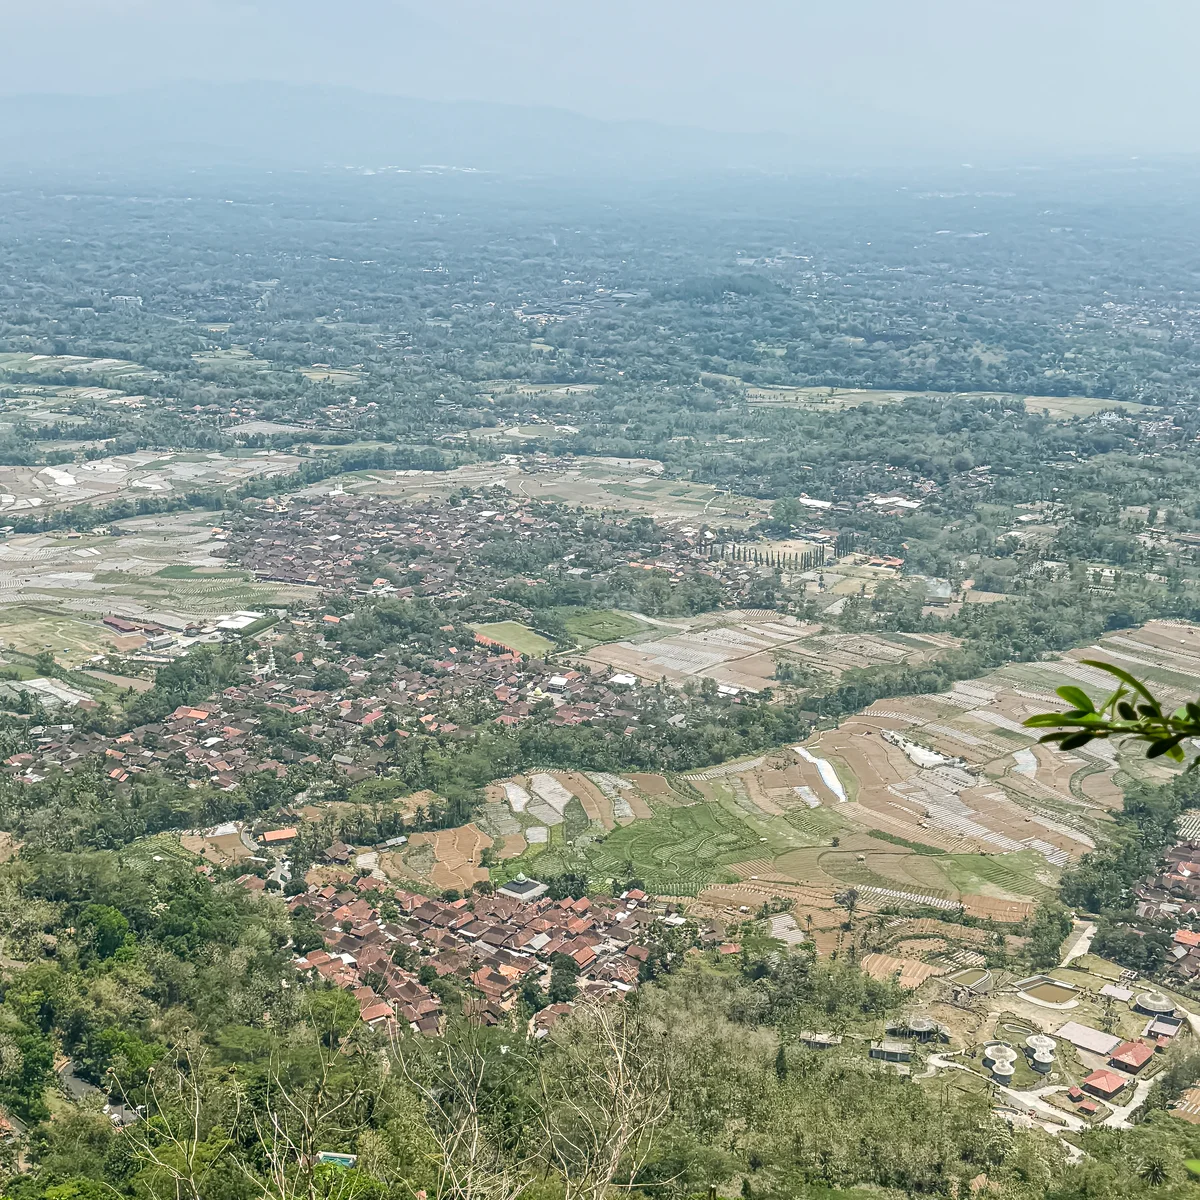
[401, 823, 492, 890]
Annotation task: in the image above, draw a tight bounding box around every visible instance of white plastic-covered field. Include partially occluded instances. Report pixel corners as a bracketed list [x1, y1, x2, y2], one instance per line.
[792, 746, 847, 803]
[529, 772, 574, 813]
[502, 782, 531, 812]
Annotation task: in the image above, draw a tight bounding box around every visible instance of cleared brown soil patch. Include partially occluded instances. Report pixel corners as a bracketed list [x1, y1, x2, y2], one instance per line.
[406, 823, 493, 891]
[758, 765, 807, 790]
[860, 952, 947, 989]
[182, 831, 250, 866]
[83, 669, 154, 692]
[894, 937, 948, 957]
[961, 894, 1035, 922]
[742, 770, 785, 816]
[628, 773, 671, 795]
[690, 879, 842, 917]
[625, 791, 654, 819]
[1079, 769, 1123, 808]
[496, 833, 527, 859]
[888, 917, 990, 946]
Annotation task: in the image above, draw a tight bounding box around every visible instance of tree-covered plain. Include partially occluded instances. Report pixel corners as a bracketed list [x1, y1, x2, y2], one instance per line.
[3, 164, 1200, 1197]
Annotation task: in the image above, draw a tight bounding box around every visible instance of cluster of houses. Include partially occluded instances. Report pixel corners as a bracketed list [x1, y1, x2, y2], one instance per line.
[0, 485, 860, 795]
[217, 487, 873, 618]
[220, 492, 747, 598]
[1052, 990, 1184, 1109]
[278, 873, 665, 1035]
[1127, 837, 1200, 982]
[2, 606, 674, 788]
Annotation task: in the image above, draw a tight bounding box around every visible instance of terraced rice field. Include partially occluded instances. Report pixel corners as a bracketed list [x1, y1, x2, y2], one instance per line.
[449, 621, 1199, 919]
[577, 609, 955, 694]
[585, 800, 772, 895]
[395, 824, 492, 890]
[937, 850, 1056, 901]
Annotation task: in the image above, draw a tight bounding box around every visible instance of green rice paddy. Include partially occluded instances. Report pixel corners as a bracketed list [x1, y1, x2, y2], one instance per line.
[937, 850, 1054, 899]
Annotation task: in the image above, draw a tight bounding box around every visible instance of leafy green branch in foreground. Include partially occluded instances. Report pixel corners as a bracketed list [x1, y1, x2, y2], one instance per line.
[1024, 659, 1200, 763]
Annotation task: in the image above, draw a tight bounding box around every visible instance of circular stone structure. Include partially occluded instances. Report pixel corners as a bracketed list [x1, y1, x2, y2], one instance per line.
[905, 1016, 940, 1040]
[1136, 991, 1176, 1016]
[992, 1060, 1015, 1084]
[1026, 1034, 1056, 1054]
[1030, 1048, 1055, 1074]
[984, 1043, 1017, 1067]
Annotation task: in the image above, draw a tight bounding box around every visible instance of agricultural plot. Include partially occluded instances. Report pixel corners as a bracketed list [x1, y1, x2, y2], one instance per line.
[191, 347, 274, 373]
[347, 457, 769, 526]
[744, 626, 1200, 897]
[0, 351, 149, 381]
[180, 827, 253, 867]
[584, 801, 773, 895]
[743, 383, 1143, 419]
[1068, 622, 1200, 709]
[0, 511, 304, 637]
[408, 622, 1189, 932]
[466, 713, 1094, 912]
[298, 367, 363, 386]
[485, 769, 737, 892]
[578, 610, 956, 693]
[0, 449, 301, 515]
[469, 621, 556, 657]
[562, 609, 650, 648]
[388, 824, 492, 891]
[0, 605, 116, 666]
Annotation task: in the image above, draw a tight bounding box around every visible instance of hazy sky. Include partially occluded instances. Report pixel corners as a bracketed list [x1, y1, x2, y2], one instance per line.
[7, 0, 1200, 154]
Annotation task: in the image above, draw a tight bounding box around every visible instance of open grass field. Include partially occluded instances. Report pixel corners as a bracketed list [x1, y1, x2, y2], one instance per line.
[299, 367, 363, 385]
[0, 605, 114, 665]
[562, 609, 649, 647]
[191, 347, 273, 372]
[469, 621, 556, 657]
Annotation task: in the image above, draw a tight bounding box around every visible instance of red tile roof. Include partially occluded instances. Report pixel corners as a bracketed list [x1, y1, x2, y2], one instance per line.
[1083, 1069, 1127, 1097]
[1110, 1040, 1154, 1071]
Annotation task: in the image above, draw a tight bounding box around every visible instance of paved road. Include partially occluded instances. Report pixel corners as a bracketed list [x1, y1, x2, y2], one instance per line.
[928, 1038, 1162, 1135]
[1100, 1077, 1156, 1129]
[1060, 922, 1097, 967]
[926, 1054, 1085, 1134]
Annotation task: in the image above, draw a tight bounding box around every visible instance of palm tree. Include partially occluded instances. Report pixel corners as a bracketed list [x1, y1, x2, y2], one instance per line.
[1138, 1156, 1169, 1187]
[834, 887, 859, 927]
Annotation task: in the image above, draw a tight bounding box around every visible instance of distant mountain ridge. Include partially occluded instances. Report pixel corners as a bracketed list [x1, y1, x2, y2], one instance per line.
[0, 82, 807, 176]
